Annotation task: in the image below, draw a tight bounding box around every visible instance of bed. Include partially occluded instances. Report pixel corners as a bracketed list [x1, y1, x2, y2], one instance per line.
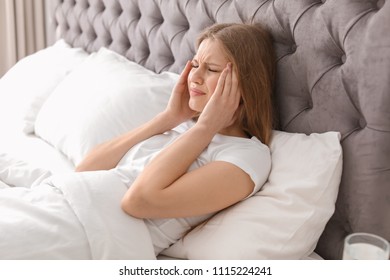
[0, 0, 389, 260]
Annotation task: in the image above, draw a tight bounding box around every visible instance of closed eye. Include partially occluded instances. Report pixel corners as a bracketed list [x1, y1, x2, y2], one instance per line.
[191, 62, 199, 69]
[191, 61, 221, 73]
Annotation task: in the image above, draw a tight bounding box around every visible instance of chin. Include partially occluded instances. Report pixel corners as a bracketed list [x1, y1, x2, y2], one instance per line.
[189, 100, 205, 113]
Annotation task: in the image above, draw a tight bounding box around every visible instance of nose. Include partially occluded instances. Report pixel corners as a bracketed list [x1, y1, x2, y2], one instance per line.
[189, 67, 203, 85]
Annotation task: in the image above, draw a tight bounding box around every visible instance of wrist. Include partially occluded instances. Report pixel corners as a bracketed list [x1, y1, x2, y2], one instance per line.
[153, 111, 180, 132]
[192, 122, 218, 140]
[156, 111, 187, 131]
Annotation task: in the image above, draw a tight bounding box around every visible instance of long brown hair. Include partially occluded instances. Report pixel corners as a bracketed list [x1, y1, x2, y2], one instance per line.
[196, 23, 276, 145]
[183, 23, 276, 239]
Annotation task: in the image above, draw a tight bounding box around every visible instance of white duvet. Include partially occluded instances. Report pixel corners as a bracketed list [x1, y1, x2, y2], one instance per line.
[0, 170, 156, 260]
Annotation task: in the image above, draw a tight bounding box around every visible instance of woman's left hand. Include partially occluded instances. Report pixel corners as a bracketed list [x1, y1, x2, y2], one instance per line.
[197, 63, 241, 133]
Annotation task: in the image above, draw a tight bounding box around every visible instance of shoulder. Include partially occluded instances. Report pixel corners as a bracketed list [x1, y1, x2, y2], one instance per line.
[209, 135, 271, 195]
[210, 135, 270, 163]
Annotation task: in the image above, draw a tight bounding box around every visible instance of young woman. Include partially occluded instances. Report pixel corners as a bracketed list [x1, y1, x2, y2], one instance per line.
[0, 23, 276, 258]
[76, 23, 276, 254]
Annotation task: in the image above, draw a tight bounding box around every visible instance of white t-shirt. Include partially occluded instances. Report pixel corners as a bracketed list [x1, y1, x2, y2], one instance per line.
[113, 120, 271, 254]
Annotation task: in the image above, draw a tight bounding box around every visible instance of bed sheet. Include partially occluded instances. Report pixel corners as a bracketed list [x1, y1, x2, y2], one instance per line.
[0, 180, 9, 189]
[0, 129, 74, 178]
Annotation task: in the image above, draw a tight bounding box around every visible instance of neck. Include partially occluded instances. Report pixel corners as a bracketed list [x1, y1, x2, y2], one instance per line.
[219, 124, 249, 138]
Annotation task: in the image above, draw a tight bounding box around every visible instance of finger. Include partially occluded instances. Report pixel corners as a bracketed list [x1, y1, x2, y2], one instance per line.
[222, 63, 233, 96]
[178, 61, 192, 84]
[231, 66, 241, 104]
[213, 66, 228, 96]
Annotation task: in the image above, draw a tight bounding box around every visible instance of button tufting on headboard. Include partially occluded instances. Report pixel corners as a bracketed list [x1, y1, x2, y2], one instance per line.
[358, 118, 367, 129]
[377, 0, 385, 9]
[341, 54, 346, 63]
[290, 43, 297, 54]
[47, 0, 390, 260]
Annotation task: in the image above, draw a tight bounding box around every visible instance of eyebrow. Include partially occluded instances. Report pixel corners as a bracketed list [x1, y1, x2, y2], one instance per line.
[192, 58, 223, 68]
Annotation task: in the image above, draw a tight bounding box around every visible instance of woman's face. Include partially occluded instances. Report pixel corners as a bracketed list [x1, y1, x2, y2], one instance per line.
[188, 39, 230, 112]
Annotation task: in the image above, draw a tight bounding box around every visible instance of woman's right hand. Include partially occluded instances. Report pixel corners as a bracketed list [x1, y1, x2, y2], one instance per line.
[161, 61, 197, 128]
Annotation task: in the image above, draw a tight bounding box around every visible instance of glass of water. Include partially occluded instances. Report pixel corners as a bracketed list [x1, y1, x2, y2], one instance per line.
[342, 232, 390, 260]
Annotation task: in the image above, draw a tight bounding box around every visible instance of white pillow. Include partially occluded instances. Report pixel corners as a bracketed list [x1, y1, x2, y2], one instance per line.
[35, 48, 179, 165]
[161, 130, 342, 259]
[0, 39, 89, 134]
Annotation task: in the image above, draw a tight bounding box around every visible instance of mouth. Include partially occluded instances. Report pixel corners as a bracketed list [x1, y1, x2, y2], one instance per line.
[189, 88, 205, 97]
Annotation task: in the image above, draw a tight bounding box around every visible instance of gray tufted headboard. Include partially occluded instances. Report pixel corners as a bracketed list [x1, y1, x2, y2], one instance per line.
[47, 0, 390, 259]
